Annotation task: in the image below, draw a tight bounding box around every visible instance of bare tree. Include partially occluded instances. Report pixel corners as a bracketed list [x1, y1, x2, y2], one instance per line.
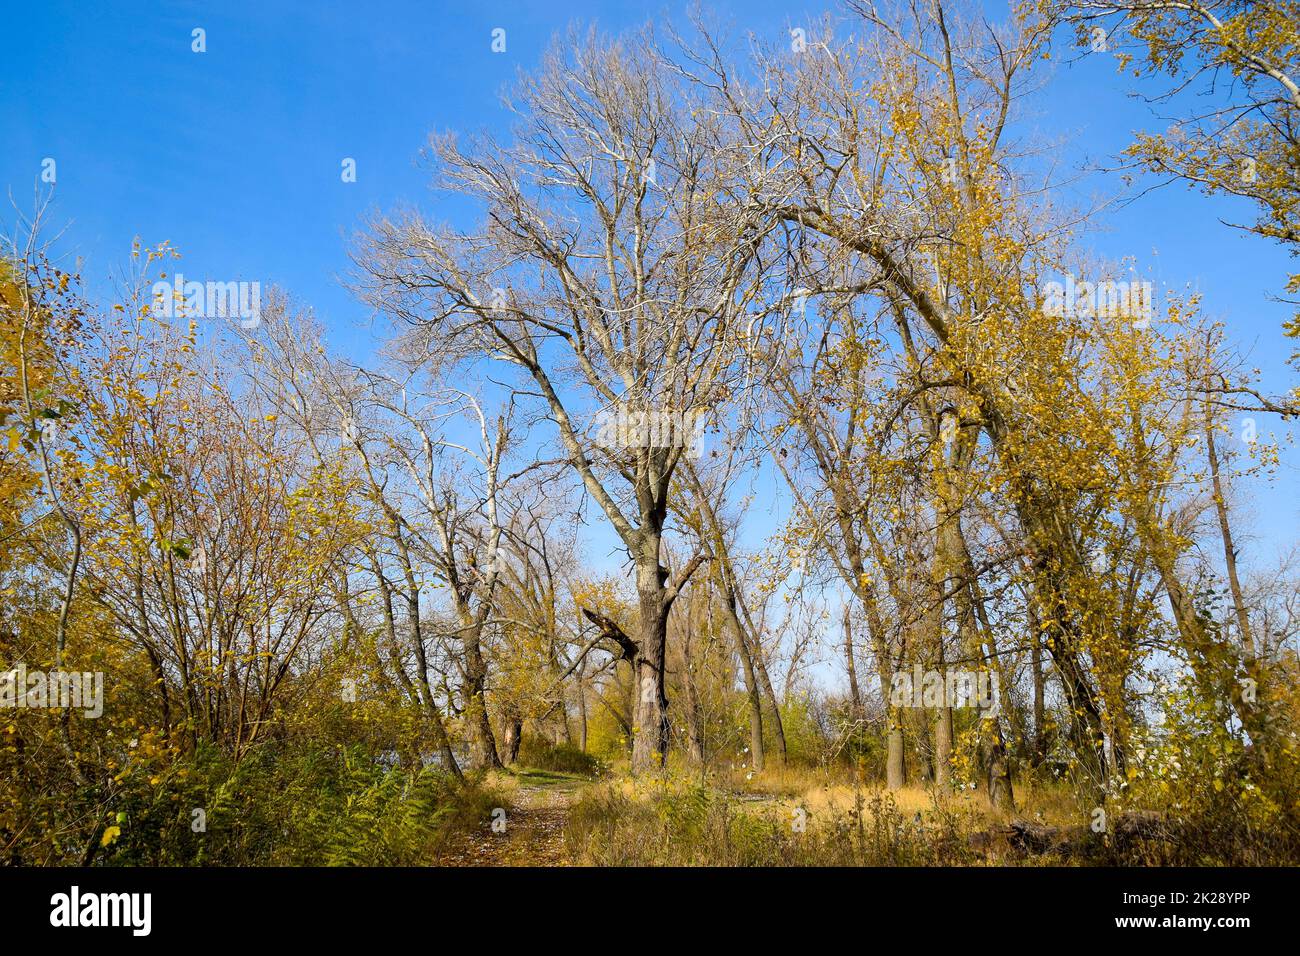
[354, 27, 773, 770]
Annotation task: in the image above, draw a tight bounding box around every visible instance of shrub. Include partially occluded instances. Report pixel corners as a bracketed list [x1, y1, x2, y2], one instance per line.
[96, 743, 502, 866]
[516, 739, 603, 777]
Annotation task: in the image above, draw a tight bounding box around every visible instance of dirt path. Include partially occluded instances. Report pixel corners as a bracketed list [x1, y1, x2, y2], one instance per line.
[444, 770, 589, 867]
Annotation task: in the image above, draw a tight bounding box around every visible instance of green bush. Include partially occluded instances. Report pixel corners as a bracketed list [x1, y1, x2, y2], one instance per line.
[97, 743, 501, 866]
[516, 739, 604, 777]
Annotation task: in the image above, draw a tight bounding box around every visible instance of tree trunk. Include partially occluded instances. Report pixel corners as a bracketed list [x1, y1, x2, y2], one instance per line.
[736, 594, 786, 765]
[461, 623, 503, 770]
[960, 546, 1015, 812]
[929, 548, 953, 793]
[913, 705, 933, 782]
[630, 558, 671, 772]
[679, 622, 706, 765]
[576, 663, 589, 753]
[986, 724, 1014, 812]
[502, 711, 523, 764]
[724, 596, 765, 773]
[1205, 417, 1270, 759]
[682, 463, 766, 771]
[1206, 423, 1255, 656]
[933, 691, 953, 792]
[863, 592, 905, 789]
[385, 537, 462, 781]
[1030, 616, 1047, 767]
[843, 604, 863, 715]
[886, 720, 906, 790]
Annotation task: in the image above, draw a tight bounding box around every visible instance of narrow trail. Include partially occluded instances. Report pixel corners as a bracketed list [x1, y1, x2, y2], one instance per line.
[445, 770, 590, 867]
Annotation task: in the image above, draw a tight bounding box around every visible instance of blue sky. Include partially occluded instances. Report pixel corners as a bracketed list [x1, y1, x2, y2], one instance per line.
[3, 0, 1296, 593]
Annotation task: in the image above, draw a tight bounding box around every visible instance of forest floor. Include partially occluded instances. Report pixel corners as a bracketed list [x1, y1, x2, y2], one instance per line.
[434, 768, 1193, 866]
[441, 769, 590, 866]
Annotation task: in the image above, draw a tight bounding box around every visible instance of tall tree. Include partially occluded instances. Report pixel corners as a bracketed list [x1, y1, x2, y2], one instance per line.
[355, 28, 770, 769]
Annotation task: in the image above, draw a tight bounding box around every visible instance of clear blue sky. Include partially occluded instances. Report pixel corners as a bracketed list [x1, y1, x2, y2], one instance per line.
[3, 0, 1296, 586]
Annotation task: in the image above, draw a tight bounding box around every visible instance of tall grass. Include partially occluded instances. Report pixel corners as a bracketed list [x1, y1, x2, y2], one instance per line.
[565, 777, 985, 866]
[97, 743, 504, 866]
[563, 758, 1300, 866]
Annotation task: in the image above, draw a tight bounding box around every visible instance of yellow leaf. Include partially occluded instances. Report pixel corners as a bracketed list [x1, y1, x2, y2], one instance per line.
[100, 825, 121, 847]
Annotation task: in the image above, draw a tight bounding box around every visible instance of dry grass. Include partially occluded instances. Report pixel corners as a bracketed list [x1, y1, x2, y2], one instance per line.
[554, 740, 1300, 866]
[559, 762, 1182, 866]
[563, 770, 989, 866]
